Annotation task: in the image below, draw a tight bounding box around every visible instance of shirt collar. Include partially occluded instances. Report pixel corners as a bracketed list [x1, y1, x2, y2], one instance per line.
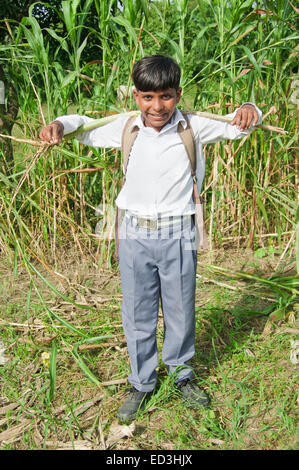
[129, 108, 187, 132]
[172, 108, 188, 129]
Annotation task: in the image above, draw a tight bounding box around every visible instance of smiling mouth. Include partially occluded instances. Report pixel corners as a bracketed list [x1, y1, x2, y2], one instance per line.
[149, 113, 168, 119]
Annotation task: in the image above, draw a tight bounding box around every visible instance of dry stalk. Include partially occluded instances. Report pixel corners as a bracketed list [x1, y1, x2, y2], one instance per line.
[27, 67, 47, 127]
[0, 319, 123, 330]
[65, 69, 104, 87]
[8, 144, 52, 211]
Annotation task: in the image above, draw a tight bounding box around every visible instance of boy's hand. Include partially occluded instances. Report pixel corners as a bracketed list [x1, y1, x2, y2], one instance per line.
[231, 104, 259, 131]
[39, 120, 64, 144]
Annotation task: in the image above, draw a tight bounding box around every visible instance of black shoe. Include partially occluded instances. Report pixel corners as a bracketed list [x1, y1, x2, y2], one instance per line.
[117, 387, 152, 422]
[176, 380, 209, 408]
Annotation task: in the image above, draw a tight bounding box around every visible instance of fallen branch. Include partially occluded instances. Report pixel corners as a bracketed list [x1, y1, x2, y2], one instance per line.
[0, 402, 19, 416]
[274, 327, 299, 335]
[0, 418, 33, 446]
[77, 341, 125, 351]
[0, 319, 123, 330]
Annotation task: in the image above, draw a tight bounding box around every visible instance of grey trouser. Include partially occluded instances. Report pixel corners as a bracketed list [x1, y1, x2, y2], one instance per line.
[118, 214, 197, 392]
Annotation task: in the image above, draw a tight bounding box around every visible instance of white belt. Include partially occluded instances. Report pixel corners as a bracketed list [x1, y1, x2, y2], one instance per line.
[127, 214, 192, 231]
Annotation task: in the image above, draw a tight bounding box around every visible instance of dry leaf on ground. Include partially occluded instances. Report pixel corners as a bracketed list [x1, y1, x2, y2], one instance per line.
[0, 418, 32, 446]
[105, 422, 135, 448]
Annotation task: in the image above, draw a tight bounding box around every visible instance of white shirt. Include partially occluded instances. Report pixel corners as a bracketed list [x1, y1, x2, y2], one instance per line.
[56, 106, 262, 218]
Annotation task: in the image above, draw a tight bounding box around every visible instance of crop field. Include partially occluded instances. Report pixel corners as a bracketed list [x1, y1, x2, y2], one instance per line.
[0, 0, 298, 452]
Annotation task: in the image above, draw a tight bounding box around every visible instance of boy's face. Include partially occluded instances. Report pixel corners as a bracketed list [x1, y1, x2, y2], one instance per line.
[133, 88, 182, 131]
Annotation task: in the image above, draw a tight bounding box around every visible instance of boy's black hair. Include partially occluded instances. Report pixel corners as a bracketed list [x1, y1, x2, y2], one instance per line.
[132, 55, 181, 91]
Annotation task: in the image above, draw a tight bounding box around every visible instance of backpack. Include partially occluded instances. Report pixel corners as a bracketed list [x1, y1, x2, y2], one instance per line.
[115, 112, 209, 257]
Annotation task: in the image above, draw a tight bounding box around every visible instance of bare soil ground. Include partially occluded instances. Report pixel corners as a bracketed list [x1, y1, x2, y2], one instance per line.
[0, 248, 298, 450]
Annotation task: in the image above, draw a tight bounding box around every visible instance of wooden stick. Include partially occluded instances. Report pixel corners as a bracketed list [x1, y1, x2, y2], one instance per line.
[55, 167, 106, 174]
[66, 109, 288, 137]
[189, 111, 288, 135]
[0, 133, 46, 147]
[0, 109, 287, 149]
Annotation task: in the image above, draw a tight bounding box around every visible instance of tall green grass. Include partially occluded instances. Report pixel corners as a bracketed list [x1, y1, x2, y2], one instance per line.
[1, 0, 297, 258]
[0, 0, 297, 304]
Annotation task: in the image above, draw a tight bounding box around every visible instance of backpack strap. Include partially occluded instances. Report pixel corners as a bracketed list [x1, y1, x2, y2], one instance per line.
[121, 116, 139, 175]
[178, 112, 196, 177]
[115, 116, 138, 259]
[179, 113, 209, 250]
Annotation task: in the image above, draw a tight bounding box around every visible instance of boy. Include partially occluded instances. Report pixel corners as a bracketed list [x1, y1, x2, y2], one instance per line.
[40, 55, 262, 421]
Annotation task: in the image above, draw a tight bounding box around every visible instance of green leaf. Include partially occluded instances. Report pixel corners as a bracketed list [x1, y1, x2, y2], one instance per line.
[255, 193, 269, 229]
[61, 71, 77, 88]
[112, 16, 138, 44]
[70, 349, 100, 387]
[48, 341, 57, 402]
[239, 45, 263, 78]
[254, 248, 267, 259]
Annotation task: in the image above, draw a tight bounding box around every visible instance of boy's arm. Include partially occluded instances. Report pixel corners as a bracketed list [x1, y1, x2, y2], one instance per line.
[39, 114, 128, 148]
[231, 103, 260, 130]
[195, 103, 262, 144]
